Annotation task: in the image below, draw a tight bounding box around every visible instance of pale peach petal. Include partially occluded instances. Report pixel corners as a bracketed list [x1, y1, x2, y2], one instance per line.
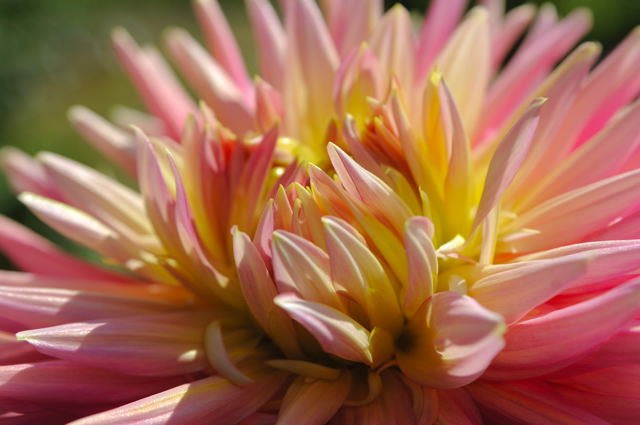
[275, 293, 372, 364]
[437, 7, 490, 134]
[272, 230, 342, 310]
[322, 216, 403, 334]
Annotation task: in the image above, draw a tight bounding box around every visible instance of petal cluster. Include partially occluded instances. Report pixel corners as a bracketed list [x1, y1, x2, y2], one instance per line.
[1, 0, 640, 424]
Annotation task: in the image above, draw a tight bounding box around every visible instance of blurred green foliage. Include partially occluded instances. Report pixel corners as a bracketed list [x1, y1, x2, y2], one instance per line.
[0, 0, 637, 268]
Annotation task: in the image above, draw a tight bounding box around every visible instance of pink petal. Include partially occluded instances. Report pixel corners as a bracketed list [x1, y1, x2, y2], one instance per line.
[111, 28, 197, 140]
[415, 0, 467, 82]
[18, 192, 130, 263]
[322, 0, 381, 57]
[193, 0, 252, 102]
[0, 216, 128, 281]
[0, 281, 180, 328]
[486, 278, 640, 380]
[479, 8, 591, 140]
[468, 380, 611, 425]
[0, 147, 60, 200]
[369, 4, 415, 96]
[470, 254, 589, 323]
[437, 7, 490, 134]
[67, 106, 136, 175]
[504, 168, 640, 252]
[396, 292, 504, 389]
[436, 388, 483, 425]
[552, 381, 640, 425]
[0, 360, 184, 413]
[16, 312, 209, 377]
[68, 365, 288, 425]
[520, 100, 640, 208]
[275, 293, 372, 364]
[246, 0, 285, 90]
[472, 98, 545, 232]
[165, 28, 254, 136]
[277, 372, 351, 425]
[0, 331, 45, 365]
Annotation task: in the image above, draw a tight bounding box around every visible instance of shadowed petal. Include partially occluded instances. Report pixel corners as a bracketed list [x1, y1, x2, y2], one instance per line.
[69, 365, 288, 425]
[277, 372, 351, 425]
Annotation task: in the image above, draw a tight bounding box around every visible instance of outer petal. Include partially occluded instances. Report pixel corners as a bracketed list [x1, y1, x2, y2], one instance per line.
[16, 312, 209, 377]
[436, 389, 483, 425]
[467, 380, 611, 425]
[486, 278, 640, 380]
[0, 361, 184, 413]
[0, 331, 45, 365]
[396, 292, 504, 389]
[470, 254, 589, 323]
[277, 372, 351, 425]
[0, 215, 128, 281]
[69, 365, 288, 425]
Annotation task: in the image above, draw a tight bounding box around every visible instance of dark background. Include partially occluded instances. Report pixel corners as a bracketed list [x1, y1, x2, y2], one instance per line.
[0, 0, 638, 266]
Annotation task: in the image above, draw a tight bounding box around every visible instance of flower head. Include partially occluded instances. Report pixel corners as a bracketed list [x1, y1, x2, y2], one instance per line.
[1, 0, 640, 424]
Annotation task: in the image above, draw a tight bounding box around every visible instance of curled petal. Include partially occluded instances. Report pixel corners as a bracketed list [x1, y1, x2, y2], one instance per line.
[396, 291, 504, 389]
[275, 293, 372, 364]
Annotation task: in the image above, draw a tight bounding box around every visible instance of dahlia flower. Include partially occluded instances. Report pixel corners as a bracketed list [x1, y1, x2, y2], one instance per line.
[1, 0, 640, 423]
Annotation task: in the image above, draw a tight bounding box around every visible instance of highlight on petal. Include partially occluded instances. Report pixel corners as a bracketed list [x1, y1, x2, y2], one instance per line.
[396, 291, 505, 389]
[275, 293, 372, 364]
[16, 312, 209, 377]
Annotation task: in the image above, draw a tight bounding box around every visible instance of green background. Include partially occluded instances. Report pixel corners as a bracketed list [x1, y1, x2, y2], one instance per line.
[0, 0, 638, 267]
